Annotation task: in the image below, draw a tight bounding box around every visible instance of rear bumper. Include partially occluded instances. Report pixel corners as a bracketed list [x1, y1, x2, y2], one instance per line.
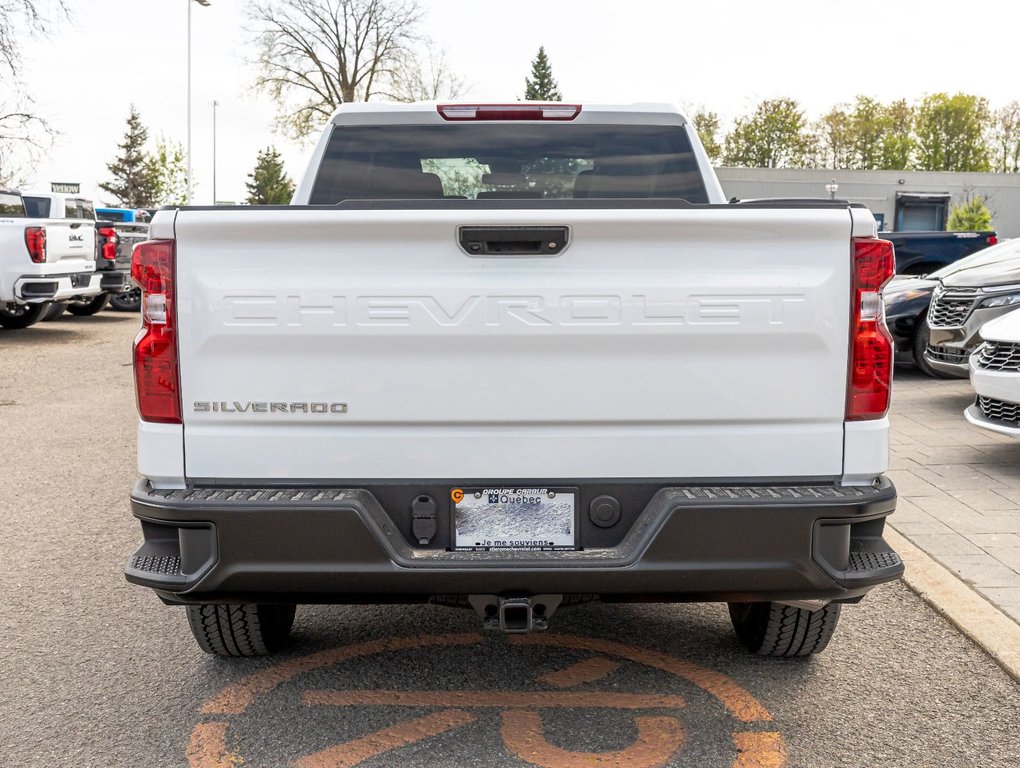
[98, 268, 129, 293]
[13, 270, 103, 302]
[126, 478, 902, 605]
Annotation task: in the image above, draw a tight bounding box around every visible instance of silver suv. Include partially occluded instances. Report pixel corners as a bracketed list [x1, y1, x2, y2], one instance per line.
[924, 238, 1020, 377]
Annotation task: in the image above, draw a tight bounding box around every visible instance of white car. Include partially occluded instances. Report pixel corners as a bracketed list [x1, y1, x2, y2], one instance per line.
[966, 307, 1020, 437]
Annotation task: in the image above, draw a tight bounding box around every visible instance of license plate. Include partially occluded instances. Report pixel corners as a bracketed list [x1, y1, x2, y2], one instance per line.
[452, 487, 576, 551]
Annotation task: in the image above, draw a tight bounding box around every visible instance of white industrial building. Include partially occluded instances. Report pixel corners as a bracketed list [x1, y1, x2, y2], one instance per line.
[714, 167, 1020, 236]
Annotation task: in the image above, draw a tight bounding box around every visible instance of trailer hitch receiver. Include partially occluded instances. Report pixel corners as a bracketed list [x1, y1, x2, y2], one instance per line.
[468, 594, 563, 633]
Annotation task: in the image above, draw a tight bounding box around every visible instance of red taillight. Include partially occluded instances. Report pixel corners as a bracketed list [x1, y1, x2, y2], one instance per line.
[132, 239, 181, 424]
[25, 226, 46, 263]
[437, 104, 581, 121]
[847, 238, 895, 420]
[987, 235, 998, 245]
[99, 226, 118, 260]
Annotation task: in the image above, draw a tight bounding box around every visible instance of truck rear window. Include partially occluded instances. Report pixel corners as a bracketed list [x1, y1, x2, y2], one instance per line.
[23, 196, 49, 217]
[0, 192, 25, 217]
[65, 199, 96, 220]
[310, 124, 708, 205]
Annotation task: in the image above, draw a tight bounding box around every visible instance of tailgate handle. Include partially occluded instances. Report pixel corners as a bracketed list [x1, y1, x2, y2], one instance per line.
[458, 226, 568, 257]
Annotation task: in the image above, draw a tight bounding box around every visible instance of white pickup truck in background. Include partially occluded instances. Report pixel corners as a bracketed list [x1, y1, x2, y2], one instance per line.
[0, 189, 101, 329]
[125, 103, 903, 658]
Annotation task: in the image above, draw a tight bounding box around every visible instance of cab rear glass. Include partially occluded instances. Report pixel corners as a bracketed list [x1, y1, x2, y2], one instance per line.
[310, 124, 708, 205]
[0, 192, 25, 217]
[22, 196, 48, 217]
[65, 199, 96, 220]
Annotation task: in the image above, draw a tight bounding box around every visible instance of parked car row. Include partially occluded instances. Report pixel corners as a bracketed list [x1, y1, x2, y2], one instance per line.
[885, 237, 1020, 377]
[0, 189, 146, 329]
[881, 234, 1020, 441]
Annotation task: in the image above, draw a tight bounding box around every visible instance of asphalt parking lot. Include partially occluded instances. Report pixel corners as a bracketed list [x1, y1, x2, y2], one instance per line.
[3, 315, 1020, 768]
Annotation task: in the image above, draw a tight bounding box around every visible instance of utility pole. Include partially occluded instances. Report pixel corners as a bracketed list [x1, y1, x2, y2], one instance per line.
[186, 0, 211, 204]
[212, 100, 218, 204]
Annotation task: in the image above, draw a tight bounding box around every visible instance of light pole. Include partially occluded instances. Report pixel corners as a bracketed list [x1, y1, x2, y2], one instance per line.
[212, 100, 218, 204]
[187, 0, 211, 204]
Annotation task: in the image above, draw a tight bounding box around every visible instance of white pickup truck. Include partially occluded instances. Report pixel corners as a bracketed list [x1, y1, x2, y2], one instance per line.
[0, 189, 101, 329]
[24, 192, 136, 317]
[125, 103, 903, 658]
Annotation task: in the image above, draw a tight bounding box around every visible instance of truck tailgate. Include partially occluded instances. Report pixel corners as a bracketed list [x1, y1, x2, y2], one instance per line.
[39, 219, 96, 275]
[174, 206, 852, 481]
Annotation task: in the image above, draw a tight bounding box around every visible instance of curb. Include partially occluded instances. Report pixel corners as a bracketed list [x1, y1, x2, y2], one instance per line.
[887, 526, 1020, 684]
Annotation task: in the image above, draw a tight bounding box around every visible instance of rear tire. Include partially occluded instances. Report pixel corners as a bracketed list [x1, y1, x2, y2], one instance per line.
[913, 316, 954, 379]
[0, 303, 46, 329]
[41, 301, 67, 321]
[186, 603, 296, 657]
[109, 288, 140, 312]
[728, 601, 841, 657]
[67, 294, 109, 316]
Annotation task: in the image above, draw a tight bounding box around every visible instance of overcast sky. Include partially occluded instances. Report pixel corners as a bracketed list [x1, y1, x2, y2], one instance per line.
[13, 0, 1020, 205]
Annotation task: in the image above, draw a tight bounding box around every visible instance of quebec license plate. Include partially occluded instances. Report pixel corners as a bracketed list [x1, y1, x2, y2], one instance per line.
[452, 487, 576, 551]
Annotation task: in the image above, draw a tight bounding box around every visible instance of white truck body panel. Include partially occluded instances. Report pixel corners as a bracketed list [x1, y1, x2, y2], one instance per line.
[171, 205, 856, 482]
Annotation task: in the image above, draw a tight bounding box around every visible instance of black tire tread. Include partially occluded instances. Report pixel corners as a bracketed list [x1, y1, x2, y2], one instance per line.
[67, 294, 109, 316]
[728, 601, 841, 658]
[0, 303, 46, 329]
[41, 302, 67, 321]
[185, 603, 295, 657]
[109, 289, 140, 312]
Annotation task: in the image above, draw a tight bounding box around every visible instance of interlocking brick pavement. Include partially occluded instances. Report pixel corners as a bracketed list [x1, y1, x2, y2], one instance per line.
[889, 368, 1020, 624]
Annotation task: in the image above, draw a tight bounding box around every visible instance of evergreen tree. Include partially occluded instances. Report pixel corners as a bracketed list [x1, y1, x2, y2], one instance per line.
[100, 107, 160, 207]
[947, 194, 993, 231]
[523, 47, 562, 101]
[245, 146, 295, 205]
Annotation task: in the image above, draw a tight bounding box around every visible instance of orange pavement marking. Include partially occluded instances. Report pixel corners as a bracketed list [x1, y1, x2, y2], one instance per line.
[186, 722, 241, 768]
[192, 632, 786, 766]
[732, 732, 788, 768]
[201, 633, 482, 715]
[292, 709, 477, 768]
[501, 710, 685, 768]
[512, 634, 772, 723]
[538, 657, 621, 689]
[303, 689, 686, 710]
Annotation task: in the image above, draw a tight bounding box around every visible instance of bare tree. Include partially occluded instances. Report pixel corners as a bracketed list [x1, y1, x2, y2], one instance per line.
[250, 0, 437, 140]
[386, 46, 465, 103]
[0, 1, 67, 185]
[990, 101, 1020, 174]
[1, 0, 48, 75]
[0, 108, 51, 186]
